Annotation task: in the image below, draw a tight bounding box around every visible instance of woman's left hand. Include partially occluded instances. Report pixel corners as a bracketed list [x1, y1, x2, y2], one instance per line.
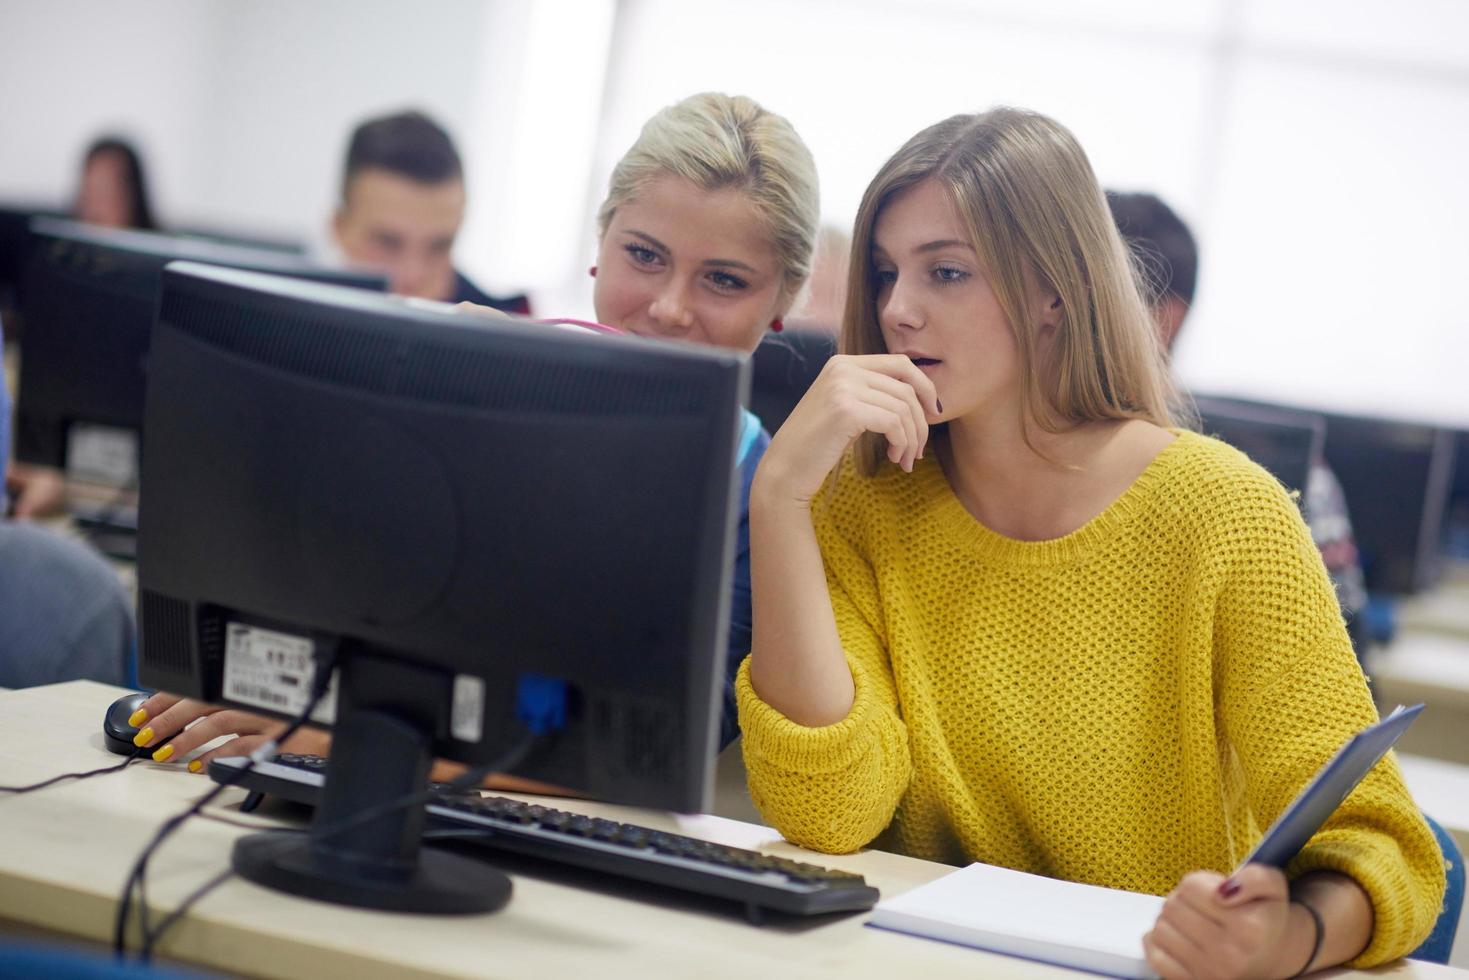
[1143, 865, 1309, 979]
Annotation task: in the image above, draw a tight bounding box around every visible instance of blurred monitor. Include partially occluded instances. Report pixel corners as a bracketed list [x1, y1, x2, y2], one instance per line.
[1320, 412, 1456, 595]
[13, 218, 385, 483]
[172, 222, 307, 255]
[1193, 395, 1324, 500]
[1443, 428, 1469, 559]
[748, 328, 835, 433]
[137, 262, 745, 910]
[0, 202, 65, 322]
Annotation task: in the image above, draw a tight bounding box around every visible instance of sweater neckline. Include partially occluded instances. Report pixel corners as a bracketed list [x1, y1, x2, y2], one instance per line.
[911, 428, 1194, 567]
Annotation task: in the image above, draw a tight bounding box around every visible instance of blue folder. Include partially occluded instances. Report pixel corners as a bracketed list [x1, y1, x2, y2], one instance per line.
[1241, 703, 1424, 869]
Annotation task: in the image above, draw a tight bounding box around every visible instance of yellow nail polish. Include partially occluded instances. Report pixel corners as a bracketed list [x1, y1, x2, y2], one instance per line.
[187, 759, 202, 773]
[128, 708, 149, 728]
[152, 744, 175, 763]
[133, 727, 154, 747]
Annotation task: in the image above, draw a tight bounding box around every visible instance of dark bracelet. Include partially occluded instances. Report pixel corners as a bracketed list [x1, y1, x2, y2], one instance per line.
[1290, 900, 1326, 978]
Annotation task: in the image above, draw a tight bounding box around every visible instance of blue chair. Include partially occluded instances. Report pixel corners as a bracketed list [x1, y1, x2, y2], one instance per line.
[0, 941, 209, 978]
[1412, 814, 1465, 964]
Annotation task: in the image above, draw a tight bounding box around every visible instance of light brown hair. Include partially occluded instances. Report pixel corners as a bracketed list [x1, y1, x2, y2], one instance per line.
[843, 108, 1186, 475]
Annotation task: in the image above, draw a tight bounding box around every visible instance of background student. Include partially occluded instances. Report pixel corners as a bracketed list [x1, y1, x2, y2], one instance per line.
[739, 108, 1443, 975]
[1106, 190, 1371, 655]
[130, 91, 821, 774]
[332, 109, 529, 312]
[3, 136, 161, 517]
[74, 136, 158, 231]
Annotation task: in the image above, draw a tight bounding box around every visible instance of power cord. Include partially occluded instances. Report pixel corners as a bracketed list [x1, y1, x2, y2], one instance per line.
[0, 748, 145, 793]
[128, 673, 555, 960]
[115, 653, 337, 963]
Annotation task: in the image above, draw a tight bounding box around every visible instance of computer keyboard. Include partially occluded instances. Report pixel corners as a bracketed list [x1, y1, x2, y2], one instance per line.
[209, 754, 880, 921]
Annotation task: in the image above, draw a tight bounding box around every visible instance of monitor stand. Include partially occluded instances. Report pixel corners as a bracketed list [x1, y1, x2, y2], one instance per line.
[231, 707, 511, 914]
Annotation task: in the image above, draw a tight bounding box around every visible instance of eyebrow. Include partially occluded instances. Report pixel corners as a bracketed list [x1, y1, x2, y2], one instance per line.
[915, 239, 975, 253]
[623, 229, 760, 274]
[871, 239, 975, 260]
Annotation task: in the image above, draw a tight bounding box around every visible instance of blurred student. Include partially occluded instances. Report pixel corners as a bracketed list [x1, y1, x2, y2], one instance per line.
[0, 317, 134, 687]
[333, 110, 528, 312]
[75, 136, 157, 231]
[790, 224, 851, 333]
[1106, 191, 1370, 652]
[131, 92, 820, 774]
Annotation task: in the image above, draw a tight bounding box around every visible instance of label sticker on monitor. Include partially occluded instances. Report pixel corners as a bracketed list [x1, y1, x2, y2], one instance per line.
[65, 424, 139, 487]
[222, 623, 337, 724]
[451, 674, 485, 743]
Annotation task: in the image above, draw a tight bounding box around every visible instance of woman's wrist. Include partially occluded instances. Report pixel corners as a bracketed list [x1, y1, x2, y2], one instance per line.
[1281, 900, 1325, 978]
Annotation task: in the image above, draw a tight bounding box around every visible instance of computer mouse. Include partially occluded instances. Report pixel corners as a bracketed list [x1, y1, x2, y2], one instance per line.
[103, 691, 150, 756]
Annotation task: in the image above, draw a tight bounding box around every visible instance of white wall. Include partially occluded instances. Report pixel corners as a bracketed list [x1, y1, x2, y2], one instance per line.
[2, 0, 1466, 425]
[0, 1, 218, 218]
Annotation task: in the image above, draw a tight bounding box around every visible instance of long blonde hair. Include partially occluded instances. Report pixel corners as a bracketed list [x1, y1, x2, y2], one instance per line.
[597, 92, 820, 306]
[843, 108, 1185, 475]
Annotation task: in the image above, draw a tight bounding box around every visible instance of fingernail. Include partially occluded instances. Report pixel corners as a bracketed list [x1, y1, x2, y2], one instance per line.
[187, 759, 202, 773]
[133, 727, 154, 747]
[1218, 878, 1241, 899]
[152, 744, 175, 763]
[128, 708, 148, 727]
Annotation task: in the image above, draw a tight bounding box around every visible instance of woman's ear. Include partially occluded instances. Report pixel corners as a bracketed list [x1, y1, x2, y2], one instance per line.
[1037, 285, 1063, 335]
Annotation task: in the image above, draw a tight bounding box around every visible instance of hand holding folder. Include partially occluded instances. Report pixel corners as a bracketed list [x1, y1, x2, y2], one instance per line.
[867, 704, 1425, 978]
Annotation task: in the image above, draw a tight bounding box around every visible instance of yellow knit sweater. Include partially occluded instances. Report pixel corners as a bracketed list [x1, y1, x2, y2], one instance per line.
[737, 430, 1444, 967]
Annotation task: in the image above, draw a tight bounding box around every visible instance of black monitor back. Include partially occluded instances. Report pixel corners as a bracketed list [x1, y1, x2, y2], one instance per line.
[1320, 412, 1456, 595]
[1193, 395, 1324, 499]
[13, 218, 385, 469]
[748, 328, 835, 433]
[137, 262, 746, 812]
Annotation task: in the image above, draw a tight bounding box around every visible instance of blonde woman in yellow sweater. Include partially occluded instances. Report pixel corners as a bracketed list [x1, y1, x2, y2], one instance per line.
[741, 108, 1443, 978]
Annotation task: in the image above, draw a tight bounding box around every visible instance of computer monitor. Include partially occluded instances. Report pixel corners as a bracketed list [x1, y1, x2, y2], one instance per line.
[1445, 429, 1469, 559]
[1320, 411, 1457, 595]
[137, 261, 746, 911]
[1192, 395, 1325, 500]
[748, 328, 835, 433]
[0, 203, 65, 323]
[172, 222, 307, 255]
[13, 218, 386, 480]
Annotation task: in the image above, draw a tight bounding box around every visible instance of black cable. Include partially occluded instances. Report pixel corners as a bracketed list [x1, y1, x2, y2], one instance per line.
[121, 668, 540, 961]
[115, 655, 337, 962]
[133, 732, 539, 959]
[0, 748, 145, 793]
[302, 730, 540, 850]
[195, 809, 301, 833]
[139, 867, 234, 960]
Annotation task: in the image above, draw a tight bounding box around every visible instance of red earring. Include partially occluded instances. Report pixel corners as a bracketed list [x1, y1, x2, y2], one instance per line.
[588, 265, 598, 278]
[770, 319, 784, 333]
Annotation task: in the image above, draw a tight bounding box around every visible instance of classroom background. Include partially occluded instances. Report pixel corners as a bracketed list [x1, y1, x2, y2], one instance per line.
[1, 0, 1465, 426]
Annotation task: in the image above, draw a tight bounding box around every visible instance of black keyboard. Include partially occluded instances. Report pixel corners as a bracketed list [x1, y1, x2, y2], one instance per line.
[209, 754, 879, 920]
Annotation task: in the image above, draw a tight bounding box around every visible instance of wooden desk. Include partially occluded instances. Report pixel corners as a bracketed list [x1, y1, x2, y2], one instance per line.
[0, 681, 1461, 980]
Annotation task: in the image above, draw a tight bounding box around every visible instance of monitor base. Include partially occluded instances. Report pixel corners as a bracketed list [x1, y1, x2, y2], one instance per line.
[233, 830, 511, 914]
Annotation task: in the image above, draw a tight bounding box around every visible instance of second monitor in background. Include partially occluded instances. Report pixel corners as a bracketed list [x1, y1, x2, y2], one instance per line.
[13, 218, 386, 489]
[1321, 412, 1457, 596]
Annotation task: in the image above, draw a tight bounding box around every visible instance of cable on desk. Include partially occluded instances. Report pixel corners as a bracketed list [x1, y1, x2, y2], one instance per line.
[114, 651, 338, 963]
[120, 668, 556, 961]
[0, 747, 145, 792]
[140, 867, 235, 960]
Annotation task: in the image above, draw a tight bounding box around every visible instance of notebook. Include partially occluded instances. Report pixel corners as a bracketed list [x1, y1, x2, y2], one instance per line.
[866, 704, 1424, 978]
